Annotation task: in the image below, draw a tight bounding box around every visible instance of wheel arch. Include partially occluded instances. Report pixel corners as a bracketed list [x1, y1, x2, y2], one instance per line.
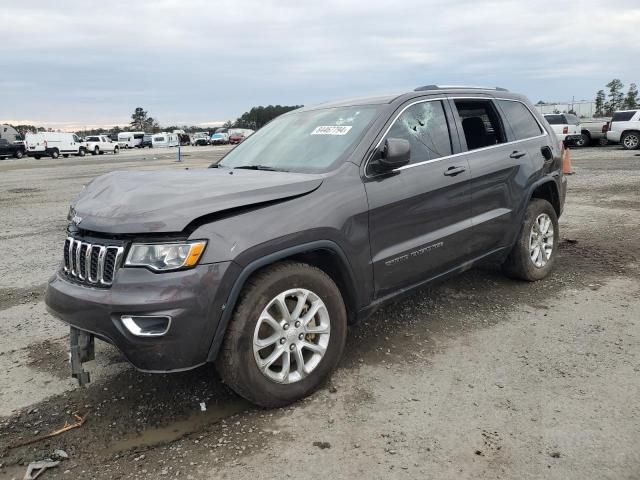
[529, 178, 561, 217]
[206, 240, 359, 362]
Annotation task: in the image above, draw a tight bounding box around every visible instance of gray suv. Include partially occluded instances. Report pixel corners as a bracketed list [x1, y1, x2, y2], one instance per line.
[45, 86, 567, 407]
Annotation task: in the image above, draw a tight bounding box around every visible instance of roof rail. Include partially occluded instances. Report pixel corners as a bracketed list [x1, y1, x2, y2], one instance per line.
[414, 85, 509, 92]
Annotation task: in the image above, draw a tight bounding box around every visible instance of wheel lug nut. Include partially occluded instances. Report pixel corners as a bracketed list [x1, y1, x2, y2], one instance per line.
[290, 344, 295, 351]
[283, 323, 290, 330]
[295, 321, 301, 328]
[298, 333, 304, 340]
[280, 338, 286, 345]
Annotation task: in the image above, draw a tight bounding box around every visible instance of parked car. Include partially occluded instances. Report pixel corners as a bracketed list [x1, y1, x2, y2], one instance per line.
[229, 132, 245, 144]
[191, 133, 210, 146]
[24, 132, 87, 159]
[85, 135, 120, 155]
[138, 134, 153, 148]
[606, 110, 640, 150]
[0, 138, 25, 159]
[45, 85, 566, 408]
[210, 132, 229, 145]
[151, 132, 179, 147]
[543, 113, 583, 146]
[117, 132, 145, 149]
[579, 118, 610, 146]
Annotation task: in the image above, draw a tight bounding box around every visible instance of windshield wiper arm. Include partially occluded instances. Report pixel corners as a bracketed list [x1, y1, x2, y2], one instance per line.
[234, 165, 287, 172]
[209, 163, 230, 169]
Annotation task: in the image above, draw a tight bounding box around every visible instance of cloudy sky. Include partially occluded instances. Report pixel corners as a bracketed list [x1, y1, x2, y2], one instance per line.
[2, 0, 638, 130]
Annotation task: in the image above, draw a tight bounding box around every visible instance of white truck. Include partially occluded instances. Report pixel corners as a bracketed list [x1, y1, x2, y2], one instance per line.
[85, 135, 120, 155]
[606, 110, 640, 150]
[117, 131, 145, 148]
[543, 113, 583, 147]
[24, 132, 87, 159]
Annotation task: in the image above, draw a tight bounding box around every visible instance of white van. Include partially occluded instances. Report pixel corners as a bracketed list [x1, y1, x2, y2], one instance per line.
[117, 131, 145, 148]
[24, 132, 87, 159]
[151, 132, 179, 148]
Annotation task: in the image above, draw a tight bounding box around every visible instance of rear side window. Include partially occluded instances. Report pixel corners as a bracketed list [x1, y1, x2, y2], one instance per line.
[386, 100, 452, 164]
[454, 99, 507, 151]
[564, 114, 579, 125]
[544, 115, 564, 125]
[497, 100, 543, 140]
[612, 111, 637, 122]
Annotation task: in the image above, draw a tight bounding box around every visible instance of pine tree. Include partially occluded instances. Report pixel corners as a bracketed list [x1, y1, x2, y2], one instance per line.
[594, 90, 605, 117]
[624, 83, 638, 110]
[605, 79, 624, 115]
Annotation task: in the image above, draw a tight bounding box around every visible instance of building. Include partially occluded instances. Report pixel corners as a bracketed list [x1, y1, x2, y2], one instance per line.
[534, 101, 597, 118]
[0, 124, 22, 142]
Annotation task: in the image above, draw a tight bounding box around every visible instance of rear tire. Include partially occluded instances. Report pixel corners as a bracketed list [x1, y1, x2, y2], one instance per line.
[621, 131, 640, 150]
[92, 147, 99, 156]
[50, 149, 59, 159]
[575, 133, 589, 147]
[78, 148, 86, 157]
[217, 261, 347, 408]
[14, 150, 23, 159]
[113, 146, 119, 154]
[34, 155, 41, 160]
[502, 199, 559, 281]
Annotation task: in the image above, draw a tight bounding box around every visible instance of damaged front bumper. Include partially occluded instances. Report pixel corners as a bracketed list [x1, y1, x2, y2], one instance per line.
[45, 261, 237, 383]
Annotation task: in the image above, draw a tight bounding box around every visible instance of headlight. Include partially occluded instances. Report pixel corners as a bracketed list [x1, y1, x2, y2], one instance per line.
[125, 241, 207, 272]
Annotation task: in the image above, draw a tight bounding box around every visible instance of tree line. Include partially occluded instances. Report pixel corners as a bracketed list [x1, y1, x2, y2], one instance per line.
[594, 79, 638, 117]
[10, 104, 303, 138]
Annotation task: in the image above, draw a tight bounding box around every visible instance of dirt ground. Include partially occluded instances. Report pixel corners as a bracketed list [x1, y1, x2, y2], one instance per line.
[0, 145, 638, 480]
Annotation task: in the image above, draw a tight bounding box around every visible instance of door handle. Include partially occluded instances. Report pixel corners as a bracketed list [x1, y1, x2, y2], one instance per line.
[443, 166, 466, 177]
[509, 151, 526, 159]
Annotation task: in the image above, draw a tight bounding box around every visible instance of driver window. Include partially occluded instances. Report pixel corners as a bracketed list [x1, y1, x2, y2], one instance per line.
[387, 100, 452, 164]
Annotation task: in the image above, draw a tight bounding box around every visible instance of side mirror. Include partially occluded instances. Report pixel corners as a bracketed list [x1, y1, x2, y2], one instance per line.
[371, 138, 411, 173]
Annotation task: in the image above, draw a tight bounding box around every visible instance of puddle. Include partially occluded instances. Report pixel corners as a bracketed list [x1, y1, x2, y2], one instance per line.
[107, 399, 251, 453]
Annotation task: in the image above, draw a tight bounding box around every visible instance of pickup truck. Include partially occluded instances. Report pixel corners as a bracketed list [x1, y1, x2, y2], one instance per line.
[85, 135, 120, 155]
[543, 113, 583, 146]
[579, 118, 610, 146]
[0, 138, 25, 159]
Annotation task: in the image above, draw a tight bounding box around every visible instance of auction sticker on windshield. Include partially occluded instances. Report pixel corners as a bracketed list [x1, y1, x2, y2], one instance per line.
[311, 125, 353, 135]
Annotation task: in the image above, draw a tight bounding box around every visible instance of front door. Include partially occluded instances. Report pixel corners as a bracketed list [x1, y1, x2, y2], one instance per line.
[364, 98, 474, 297]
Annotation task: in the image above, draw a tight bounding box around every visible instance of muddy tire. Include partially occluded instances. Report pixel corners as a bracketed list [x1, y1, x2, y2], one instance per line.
[502, 199, 559, 282]
[217, 261, 347, 408]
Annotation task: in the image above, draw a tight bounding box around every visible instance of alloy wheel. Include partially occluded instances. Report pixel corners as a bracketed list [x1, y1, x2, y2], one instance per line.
[529, 213, 554, 268]
[253, 288, 330, 384]
[623, 133, 639, 149]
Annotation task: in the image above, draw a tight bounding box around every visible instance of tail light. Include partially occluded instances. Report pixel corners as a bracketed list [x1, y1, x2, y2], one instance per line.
[602, 123, 609, 133]
[562, 126, 569, 135]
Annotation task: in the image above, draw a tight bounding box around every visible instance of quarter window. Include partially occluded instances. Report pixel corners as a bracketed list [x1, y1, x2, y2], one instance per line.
[454, 100, 507, 151]
[385, 100, 452, 164]
[497, 100, 543, 140]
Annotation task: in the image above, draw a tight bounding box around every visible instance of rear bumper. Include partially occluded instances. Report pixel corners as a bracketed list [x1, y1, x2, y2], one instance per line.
[45, 261, 238, 372]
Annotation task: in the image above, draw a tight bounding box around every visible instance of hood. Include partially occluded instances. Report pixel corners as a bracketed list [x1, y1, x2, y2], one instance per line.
[71, 168, 323, 234]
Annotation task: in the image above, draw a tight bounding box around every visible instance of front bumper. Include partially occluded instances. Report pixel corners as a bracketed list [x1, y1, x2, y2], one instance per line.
[606, 131, 621, 143]
[45, 261, 237, 372]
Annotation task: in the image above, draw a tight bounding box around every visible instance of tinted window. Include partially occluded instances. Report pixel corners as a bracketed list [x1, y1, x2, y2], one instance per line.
[564, 114, 579, 125]
[454, 99, 506, 151]
[612, 111, 637, 122]
[86, 136, 100, 141]
[497, 100, 542, 140]
[385, 101, 452, 164]
[544, 115, 564, 125]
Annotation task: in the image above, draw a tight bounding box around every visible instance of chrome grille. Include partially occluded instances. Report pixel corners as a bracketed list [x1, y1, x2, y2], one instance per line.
[63, 237, 124, 287]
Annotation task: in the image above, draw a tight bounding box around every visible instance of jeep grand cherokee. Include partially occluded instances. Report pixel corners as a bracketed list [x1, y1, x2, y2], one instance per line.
[45, 85, 567, 407]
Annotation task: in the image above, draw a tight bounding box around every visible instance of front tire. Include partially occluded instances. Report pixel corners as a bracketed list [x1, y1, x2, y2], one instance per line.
[502, 199, 559, 281]
[113, 146, 119, 154]
[78, 148, 86, 157]
[217, 261, 347, 408]
[621, 131, 640, 150]
[92, 147, 99, 155]
[50, 149, 59, 159]
[62, 154, 69, 158]
[14, 150, 23, 159]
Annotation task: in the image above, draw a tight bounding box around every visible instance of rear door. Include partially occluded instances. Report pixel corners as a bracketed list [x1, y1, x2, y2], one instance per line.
[364, 97, 474, 297]
[447, 96, 535, 258]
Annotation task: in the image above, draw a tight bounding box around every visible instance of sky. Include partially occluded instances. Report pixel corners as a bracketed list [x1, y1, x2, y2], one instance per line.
[1, 0, 639, 131]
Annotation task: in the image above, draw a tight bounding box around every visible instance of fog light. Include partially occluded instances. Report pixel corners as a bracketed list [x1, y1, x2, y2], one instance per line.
[121, 315, 171, 337]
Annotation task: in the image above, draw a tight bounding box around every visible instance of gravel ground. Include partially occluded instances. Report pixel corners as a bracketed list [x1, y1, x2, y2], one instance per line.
[0, 145, 638, 479]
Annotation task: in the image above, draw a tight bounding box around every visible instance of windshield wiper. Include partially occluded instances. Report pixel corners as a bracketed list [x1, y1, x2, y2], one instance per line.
[234, 165, 288, 172]
[209, 163, 230, 168]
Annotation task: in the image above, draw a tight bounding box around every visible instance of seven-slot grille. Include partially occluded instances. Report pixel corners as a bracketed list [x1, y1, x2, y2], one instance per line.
[63, 237, 124, 287]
